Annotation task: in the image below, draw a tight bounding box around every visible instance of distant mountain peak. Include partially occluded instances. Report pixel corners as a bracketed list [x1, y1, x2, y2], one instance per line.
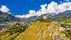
[0, 11, 19, 23]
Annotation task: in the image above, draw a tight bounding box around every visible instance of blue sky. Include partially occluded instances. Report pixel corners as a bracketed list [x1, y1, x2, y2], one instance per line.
[0, 0, 70, 15]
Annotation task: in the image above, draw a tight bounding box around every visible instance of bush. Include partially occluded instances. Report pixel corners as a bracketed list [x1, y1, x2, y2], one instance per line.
[8, 24, 25, 34]
[37, 18, 51, 22]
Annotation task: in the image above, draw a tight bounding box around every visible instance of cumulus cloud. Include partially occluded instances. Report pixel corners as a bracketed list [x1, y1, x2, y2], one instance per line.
[0, 5, 9, 13]
[47, 1, 58, 13]
[16, 1, 71, 18]
[16, 4, 48, 18]
[16, 10, 36, 18]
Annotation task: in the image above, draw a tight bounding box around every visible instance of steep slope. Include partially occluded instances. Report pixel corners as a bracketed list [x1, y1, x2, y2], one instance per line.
[0, 32, 19, 40]
[0, 23, 27, 40]
[15, 21, 70, 40]
[0, 11, 19, 23]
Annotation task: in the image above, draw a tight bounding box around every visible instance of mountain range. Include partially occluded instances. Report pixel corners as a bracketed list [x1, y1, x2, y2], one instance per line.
[0, 10, 71, 23]
[18, 10, 71, 22]
[0, 11, 19, 23]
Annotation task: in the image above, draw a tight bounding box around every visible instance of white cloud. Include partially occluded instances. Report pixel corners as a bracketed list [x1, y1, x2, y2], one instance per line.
[40, 4, 47, 11]
[16, 10, 36, 18]
[57, 2, 71, 12]
[29, 10, 36, 16]
[47, 1, 58, 13]
[16, 1, 71, 18]
[0, 5, 9, 12]
[0, 1, 71, 18]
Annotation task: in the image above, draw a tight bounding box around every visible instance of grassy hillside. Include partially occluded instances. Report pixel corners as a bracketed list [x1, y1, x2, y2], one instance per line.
[0, 23, 27, 40]
[0, 18, 71, 40]
[15, 21, 70, 40]
[52, 16, 71, 23]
